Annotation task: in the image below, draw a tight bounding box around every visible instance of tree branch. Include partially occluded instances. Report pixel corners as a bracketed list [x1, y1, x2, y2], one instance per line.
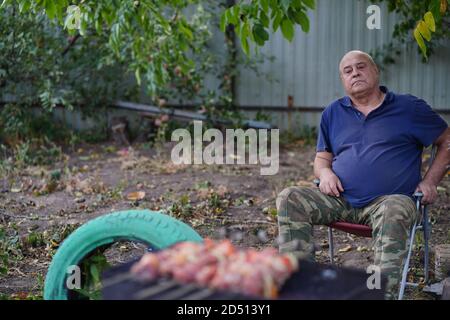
[62, 34, 81, 56]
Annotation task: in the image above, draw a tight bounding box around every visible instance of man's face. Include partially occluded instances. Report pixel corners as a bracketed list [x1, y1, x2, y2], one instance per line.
[339, 53, 379, 97]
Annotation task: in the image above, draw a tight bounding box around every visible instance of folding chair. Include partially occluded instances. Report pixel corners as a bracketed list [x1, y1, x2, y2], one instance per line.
[313, 145, 436, 300]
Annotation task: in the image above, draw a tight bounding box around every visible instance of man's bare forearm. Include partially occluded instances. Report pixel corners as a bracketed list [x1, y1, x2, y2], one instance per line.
[423, 142, 450, 186]
[314, 155, 334, 179]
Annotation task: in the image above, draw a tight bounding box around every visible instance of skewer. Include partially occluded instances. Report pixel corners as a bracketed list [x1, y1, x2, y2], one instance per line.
[134, 279, 179, 300]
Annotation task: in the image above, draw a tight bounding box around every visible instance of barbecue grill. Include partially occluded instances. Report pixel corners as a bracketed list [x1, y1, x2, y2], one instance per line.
[101, 259, 386, 300]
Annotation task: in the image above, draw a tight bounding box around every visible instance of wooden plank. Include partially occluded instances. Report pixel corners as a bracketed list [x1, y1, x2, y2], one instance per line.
[435, 244, 450, 281]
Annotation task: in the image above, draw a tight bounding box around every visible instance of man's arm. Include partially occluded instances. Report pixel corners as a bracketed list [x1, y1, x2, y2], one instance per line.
[416, 128, 450, 204]
[314, 151, 344, 197]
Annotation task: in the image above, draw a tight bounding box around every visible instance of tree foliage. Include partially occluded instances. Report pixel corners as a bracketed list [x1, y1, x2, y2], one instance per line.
[0, 0, 315, 97]
[373, 0, 449, 60]
[0, 1, 279, 145]
[0, 5, 130, 143]
[220, 0, 315, 55]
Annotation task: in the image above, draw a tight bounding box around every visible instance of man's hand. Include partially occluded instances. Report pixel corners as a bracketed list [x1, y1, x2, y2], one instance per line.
[319, 168, 344, 197]
[415, 180, 438, 205]
[415, 128, 449, 205]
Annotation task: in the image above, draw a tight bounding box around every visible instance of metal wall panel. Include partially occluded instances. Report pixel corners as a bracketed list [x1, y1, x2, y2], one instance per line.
[235, 0, 450, 113]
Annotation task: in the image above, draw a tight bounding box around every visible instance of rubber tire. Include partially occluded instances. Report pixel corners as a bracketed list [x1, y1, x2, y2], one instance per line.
[43, 210, 203, 300]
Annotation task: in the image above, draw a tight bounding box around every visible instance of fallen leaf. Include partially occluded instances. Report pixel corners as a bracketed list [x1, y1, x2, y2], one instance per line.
[50, 239, 59, 248]
[269, 208, 278, 216]
[11, 187, 22, 193]
[104, 146, 117, 153]
[117, 148, 130, 157]
[13, 292, 29, 300]
[338, 245, 352, 253]
[38, 181, 58, 195]
[26, 166, 47, 177]
[22, 177, 34, 191]
[216, 185, 228, 197]
[127, 191, 145, 201]
[297, 180, 314, 187]
[320, 241, 329, 249]
[197, 189, 210, 200]
[357, 246, 369, 252]
[75, 197, 86, 204]
[121, 160, 137, 170]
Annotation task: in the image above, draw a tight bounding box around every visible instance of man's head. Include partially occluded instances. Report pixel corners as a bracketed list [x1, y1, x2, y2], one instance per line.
[339, 50, 380, 98]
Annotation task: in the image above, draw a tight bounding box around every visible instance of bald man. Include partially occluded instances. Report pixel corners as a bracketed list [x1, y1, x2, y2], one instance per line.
[276, 50, 449, 299]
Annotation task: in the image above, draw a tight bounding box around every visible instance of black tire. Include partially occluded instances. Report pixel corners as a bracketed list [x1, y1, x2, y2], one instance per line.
[43, 210, 202, 300]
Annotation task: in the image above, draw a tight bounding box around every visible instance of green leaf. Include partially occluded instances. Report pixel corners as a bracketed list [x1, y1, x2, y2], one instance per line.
[240, 21, 250, 40]
[179, 22, 193, 40]
[79, 16, 88, 36]
[220, 12, 227, 32]
[232, 5, 240, 22]
[281, 0, 291, 13]
[18, 0, 31, 13]
[90, 263, 100, 283]
[303, 0, 316, 10]
[259, 10, 270, 28]
[272, 12, 283, 32]
[281, 18, 294, 41]
[227, 7, 238, 25]
[261, 0, 269, 13]
[56, 3, 64, 23]
[101, 10, 114, 26]
[424, 11, 436, 32]
[291, 0, 303, 9]
[240, 35, 249, 55]
[135, 68, 141, 86]
[429, 0, 442, 22]
[418, 20, 431, 41]
[0, 0, 12, 9]
[293, 10, 310, 32]
[45, 0, 57, 20]
[269, 0, 277, 10]
[414, 27, 427, 58]
[252, 24, 269, 46]
[95, 18, 102, 34]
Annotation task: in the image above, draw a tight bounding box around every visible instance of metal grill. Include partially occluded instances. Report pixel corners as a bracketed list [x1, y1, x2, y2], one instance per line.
[101, 259, 386, 300]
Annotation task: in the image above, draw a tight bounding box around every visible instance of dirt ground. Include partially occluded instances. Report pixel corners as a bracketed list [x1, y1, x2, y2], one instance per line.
[0, 139, 449, 300]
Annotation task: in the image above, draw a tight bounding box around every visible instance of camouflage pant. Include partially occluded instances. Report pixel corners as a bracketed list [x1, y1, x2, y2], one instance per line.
[276, 186, 418, 299]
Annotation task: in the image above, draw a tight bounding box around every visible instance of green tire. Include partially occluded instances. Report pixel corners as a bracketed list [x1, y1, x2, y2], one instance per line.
[43, 210, 203, 300]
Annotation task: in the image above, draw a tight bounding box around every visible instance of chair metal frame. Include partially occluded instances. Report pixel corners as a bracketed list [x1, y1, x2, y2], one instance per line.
[314, 145, 436, 300]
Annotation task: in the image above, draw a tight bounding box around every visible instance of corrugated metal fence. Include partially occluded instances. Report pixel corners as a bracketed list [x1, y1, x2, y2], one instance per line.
[235, 0, 450, 132]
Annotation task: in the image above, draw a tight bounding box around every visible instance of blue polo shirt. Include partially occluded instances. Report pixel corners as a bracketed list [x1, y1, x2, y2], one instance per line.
[317, 86, 448, 208]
